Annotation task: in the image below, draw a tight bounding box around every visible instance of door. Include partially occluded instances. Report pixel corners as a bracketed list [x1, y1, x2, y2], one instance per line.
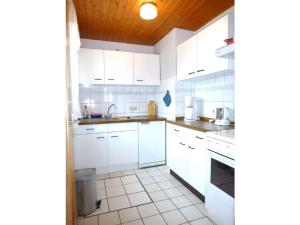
[139, 121, 165, 166]
[108, 131, 138, 171]
[78, 48, 105, 84]
[134, 53, 160, 85]
[73, 133, 108, 174]
[104, 50, 134, 85]
[177, 35, 197, 80]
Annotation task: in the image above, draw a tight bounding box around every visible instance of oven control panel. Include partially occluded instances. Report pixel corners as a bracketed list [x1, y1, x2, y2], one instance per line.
[206, 137, 235, 160]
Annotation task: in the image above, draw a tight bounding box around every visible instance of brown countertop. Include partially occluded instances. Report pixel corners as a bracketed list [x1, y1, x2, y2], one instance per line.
[167, 118, 234, 132]
[78, 116, 166, 125]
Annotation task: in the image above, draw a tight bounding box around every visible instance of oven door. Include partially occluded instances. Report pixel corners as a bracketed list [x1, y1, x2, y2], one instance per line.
[206, 150, 235, 225]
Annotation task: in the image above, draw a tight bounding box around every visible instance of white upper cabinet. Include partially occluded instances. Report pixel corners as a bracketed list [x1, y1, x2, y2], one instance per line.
[104, 50, 134, 85]
[78, 48, 105, 84]
[177, 14, 232, 80]
[196, 15, 229, 76]
[177, 35, 197, 81]
[133, 53, 160, 85]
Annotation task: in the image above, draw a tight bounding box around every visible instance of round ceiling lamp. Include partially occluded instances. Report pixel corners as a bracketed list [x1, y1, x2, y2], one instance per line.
[140, 2, 157, 20]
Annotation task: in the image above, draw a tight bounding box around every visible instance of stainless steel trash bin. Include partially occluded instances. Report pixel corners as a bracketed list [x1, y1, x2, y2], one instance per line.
[75, 168, 97, 216]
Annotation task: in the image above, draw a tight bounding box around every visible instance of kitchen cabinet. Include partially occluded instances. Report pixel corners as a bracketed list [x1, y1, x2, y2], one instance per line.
[104, 50, 134, 85]
[133, 53, 160, 85]
[78, 48, 105, 85]
[177, 35, 197, 81]
[108, 131, 138, 172]
[177, 14, 232, 80]
[138, 121, 165, 168]
[166, 123, 207, 195]
[73, 132, 109, 174]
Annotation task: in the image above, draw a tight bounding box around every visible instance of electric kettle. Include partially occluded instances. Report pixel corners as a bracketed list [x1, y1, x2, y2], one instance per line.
[215, 107, 230, 125]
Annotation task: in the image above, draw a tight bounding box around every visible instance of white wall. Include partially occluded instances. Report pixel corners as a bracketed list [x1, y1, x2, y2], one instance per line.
[80, 39, 154, 53]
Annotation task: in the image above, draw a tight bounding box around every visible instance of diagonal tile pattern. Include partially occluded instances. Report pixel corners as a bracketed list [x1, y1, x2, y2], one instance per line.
[78, 165, 215, 225]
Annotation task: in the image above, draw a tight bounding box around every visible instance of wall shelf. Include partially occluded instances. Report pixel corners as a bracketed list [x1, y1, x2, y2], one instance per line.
[215, 43, 234, 58]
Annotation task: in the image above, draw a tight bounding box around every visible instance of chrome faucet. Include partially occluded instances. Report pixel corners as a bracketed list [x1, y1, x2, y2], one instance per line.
[106, 104, 117, 119]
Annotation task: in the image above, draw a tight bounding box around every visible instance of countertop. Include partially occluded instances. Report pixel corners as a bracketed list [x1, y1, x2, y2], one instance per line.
[206, 129, 235, 144]
[78, 116, 166, 125]
[167, 118, 234, 132]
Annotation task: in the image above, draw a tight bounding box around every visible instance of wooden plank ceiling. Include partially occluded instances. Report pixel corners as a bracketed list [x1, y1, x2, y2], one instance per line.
[73, 0, 234, 45]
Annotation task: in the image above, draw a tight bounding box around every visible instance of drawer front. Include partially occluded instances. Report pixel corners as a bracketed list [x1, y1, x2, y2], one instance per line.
[107, 122, 138, 132]
[189, 129, 206, 144]
[167, 123, 190, 138]
[73, 124, 107, 135]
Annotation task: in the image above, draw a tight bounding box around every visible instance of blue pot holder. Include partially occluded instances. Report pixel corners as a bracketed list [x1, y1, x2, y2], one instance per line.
[163, 90, 171, 107]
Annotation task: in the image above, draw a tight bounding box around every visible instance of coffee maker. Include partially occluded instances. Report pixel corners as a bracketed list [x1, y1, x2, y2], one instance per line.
[184, 97, 196, 121]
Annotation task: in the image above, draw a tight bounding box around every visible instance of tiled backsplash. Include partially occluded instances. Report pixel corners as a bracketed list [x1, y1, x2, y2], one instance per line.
[176, 72, 235, 120]
[79, 85, 157, 118]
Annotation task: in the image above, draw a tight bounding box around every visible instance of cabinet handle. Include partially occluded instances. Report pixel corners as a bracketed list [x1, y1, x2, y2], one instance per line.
[174, 129, 179, 132]
[197, 69, 205, 72]
[188, 72, 195, 75]
[136, 80, 144, 82]
[96, 136, 104, 139]
[188, 146, 195, 150]
[94, 78, 102, 80]
[179, 142, 185, 146]
[111, 135, 119, 138]
[86, 128, 94, 131]
[196, 136, 203, 140]
[107, 78, 115, 81]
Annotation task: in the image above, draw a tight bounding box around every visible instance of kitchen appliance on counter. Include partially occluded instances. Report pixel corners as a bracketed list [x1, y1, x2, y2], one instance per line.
[148, 101, 156, 117]
[215, 107, 230, 125]
[205, 130, 235, 225]
[184, 97, 196, 121]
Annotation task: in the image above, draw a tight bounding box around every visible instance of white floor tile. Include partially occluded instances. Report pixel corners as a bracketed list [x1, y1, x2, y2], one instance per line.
[106, 185, 126, 198]
[148, 170, 163, 177]
[136, 172, 150, 179]
[97, 173, 109, 180]
[157, 181, 175, 190]
[97, 188, 107, 200]
[179, 205, 205, 221]
[163, 188, 182, 198]
[108, 195, 131, 211]
[155, 199, 176, 213]
[143, 214, 167, 225]
[124, 182, 144, 194]
[171, 196, 193, 208]
[152, 175, 168, 183]
[140, 177, 155, 185]
[119, 207, 140, 223]
[144, 183, 161, 193]
[122, 170, 136, 176]
[122, 219, 144, 225]
[149, 191, 168, 202]
[105, 177, 122, 187]
[195, 204, 208, 216]
[177, 186, 193, 195]
[78, 216, 98, 225]
[162, 209, 187, 225]
[87, 198, 109, 216]
[185, 194, 203, 205]
[109, 171, 123, 178]
[121, 175, 139, 184]
[137, 203, 159, 218]
[190, 218, 214, 225]
[128, 192, 152, 206]
[98, 211, 120, 225]
[97, 180, 105, 189]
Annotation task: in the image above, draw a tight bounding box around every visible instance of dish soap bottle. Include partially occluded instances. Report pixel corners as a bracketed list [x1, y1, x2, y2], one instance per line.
[83, 105, 89, 119]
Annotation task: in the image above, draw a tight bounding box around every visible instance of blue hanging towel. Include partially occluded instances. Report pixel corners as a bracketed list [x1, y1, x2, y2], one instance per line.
[163, 90, 171, 107]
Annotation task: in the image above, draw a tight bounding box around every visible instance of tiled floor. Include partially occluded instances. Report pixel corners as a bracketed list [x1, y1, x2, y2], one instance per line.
[78, 165, 215, 225]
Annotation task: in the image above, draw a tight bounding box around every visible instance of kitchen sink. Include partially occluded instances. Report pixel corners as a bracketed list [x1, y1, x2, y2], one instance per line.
[110, 116, 131, 120]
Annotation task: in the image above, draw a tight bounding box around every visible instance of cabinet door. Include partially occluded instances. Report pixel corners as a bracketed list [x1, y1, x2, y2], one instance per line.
[139, 121, 165, 166]
[166, 125, 177, 170]
[177, 35, 197, 80]
[78, 48, 105, 84]
[104, 50, 134, 85]
[197, 15, 229, 76]
[108, 131, 138, 171]
[134, 53, 160, 85]
[73, 133, 109, 174]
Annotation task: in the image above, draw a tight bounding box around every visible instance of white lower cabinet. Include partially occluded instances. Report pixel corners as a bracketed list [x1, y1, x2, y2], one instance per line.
[138, 121, 165, 167]
[108, 130, 138, 172]
[166, 123, 207, 195]
[73, 132, 109, 174]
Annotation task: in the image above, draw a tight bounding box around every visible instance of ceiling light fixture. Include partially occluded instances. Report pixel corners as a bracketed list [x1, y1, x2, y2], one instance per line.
[140, 2, 157, 20]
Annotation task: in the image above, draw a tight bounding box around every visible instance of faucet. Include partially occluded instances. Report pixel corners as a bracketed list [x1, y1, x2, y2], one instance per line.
[106, 104, 117, 119]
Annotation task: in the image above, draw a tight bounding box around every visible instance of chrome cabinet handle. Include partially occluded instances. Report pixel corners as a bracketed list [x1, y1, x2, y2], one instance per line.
[179, 142, 185, 146]
[111, 135, 119, 138]
[94, 78, 102, 80]
[188, 146, 195, 150]
[107, 78, 115, 81]
[196, 136, 204, 140]
[197, 69, 205, 72]
[174, 129, 179, 132]
[188, 72, 195, 75]
[86, 128, 94, 131]
[136, 80, 144, 82]
[96, 136, 104, 139]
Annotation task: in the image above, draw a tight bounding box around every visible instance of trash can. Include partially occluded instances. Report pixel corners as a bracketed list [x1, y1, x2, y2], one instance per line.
[75, 168, 97, 216]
